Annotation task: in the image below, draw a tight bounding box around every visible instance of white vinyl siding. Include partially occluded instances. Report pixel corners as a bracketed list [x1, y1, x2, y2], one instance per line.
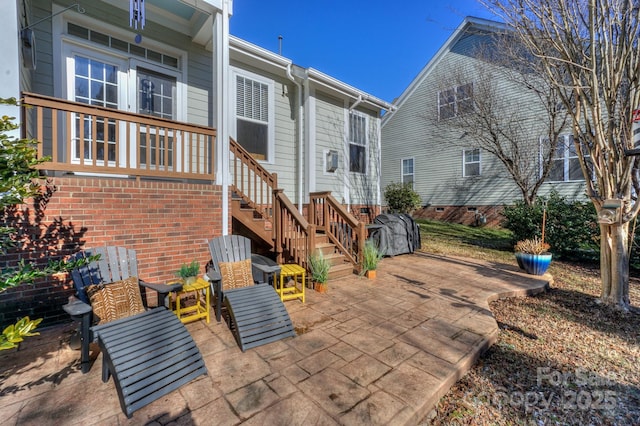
[402, 158, 414, 186]
[463, 148, 481, 177]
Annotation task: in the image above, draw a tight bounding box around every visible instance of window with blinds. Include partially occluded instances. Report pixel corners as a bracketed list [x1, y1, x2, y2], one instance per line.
[236, 75, 269, 160]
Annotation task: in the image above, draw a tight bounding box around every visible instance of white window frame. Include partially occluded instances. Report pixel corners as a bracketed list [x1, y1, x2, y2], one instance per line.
[54, 10, 187, 172]
[463, 148, 481, 177]
[401, 157, 415, 187]
[230, 67, 275, 164]
[438, 82, 474, 120]
[63, 45, 129, 167]
[347, 110, 368, 174]
[543, 134, 586, 182]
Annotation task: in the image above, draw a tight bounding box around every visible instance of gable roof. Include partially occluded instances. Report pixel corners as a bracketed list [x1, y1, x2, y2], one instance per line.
[381, 16, 506, 125]
[230, 35, 393, 113]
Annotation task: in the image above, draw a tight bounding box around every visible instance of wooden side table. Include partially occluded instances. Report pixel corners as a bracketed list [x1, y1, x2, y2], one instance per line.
[275, 264, 305, 303]
[171, 277, 210, 323]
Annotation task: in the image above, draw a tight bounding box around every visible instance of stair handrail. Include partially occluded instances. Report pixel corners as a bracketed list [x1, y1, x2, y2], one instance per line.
[229, 138, 277, 222]
[273, 189, 314, 268]
[309, 192, 365, 273]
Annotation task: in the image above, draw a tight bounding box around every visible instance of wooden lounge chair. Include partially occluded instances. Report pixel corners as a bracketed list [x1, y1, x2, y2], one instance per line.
[207, 235, 296, 351]
[63, 246, 207, 418]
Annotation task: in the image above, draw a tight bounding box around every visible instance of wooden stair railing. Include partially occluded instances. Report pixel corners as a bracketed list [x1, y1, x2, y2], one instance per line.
[230, 139, 364, 274]
[309, 192, 365, 274]
[273, 189, 314, 268]
[229, 138, 277, 224]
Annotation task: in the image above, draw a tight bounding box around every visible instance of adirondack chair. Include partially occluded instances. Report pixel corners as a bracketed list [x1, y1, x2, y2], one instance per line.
[62, 246, 207, 418]
[207, 235, 296, 351]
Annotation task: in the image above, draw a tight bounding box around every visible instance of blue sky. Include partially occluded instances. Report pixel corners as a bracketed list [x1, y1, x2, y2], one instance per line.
[230, 0, 497, 103]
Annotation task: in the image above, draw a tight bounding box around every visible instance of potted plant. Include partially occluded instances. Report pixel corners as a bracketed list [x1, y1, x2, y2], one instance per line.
[308, 252, 330, 293]
[514, 237, 552, 275]
[176, 260, 200, 285]
[361, 240, 383, 279]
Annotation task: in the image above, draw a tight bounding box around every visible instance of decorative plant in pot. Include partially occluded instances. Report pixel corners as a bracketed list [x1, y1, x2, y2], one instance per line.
[514, 237, 552, 275]
[176, 260, 200, 285]
[308, 252, 330, 293]
[361, 240, 383, 279]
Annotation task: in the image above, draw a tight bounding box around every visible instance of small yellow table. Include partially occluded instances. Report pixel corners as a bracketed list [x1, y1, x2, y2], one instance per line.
[275, 264, 305, 303]
[171, 277, 210, 324]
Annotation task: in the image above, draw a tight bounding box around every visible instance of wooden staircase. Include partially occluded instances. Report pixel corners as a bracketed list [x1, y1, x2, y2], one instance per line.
[232, 194, 355, 280]
[229, 138, 366, 276]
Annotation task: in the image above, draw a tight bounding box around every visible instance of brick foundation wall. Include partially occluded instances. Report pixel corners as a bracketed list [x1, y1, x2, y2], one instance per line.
[0, 176, 224, 326]
[413, 205, 505, 227]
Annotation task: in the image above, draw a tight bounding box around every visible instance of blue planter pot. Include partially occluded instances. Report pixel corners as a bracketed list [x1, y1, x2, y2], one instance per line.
[515, 253, 552, 275]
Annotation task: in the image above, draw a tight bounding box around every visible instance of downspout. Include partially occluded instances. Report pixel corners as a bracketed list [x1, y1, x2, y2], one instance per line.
[286, 64, 304, 212]
[349, 94, 364, 111]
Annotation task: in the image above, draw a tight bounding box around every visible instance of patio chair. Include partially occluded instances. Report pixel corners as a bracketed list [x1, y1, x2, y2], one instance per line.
[207, 235, 296, 351]
[63, 246, 207, 418]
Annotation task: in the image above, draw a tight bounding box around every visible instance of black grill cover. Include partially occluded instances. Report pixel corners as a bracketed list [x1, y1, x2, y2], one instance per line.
[369, 213, 421, 256]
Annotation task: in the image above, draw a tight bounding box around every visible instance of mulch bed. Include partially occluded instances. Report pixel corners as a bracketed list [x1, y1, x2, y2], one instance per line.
[427, 261, 640, 425]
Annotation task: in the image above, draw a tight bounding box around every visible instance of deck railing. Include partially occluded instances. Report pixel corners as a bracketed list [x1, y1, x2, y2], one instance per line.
[309, 192, 365, 273]
[21, 92, 216, 181]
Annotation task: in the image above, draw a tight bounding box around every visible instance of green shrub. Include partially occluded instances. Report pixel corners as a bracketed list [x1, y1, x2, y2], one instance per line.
[501, 200, 545, 243]
[383, 182, 421, 214]
[502, 191, 599, 260]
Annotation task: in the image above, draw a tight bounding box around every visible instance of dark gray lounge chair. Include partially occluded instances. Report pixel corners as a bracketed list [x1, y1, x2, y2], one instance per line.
[207, 235, 296, 351]
[63, 246, 207, 418]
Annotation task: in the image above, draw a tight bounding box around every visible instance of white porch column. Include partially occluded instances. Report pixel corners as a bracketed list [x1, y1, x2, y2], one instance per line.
[213, 0, 231, 235]
[1, 0, 21, 138]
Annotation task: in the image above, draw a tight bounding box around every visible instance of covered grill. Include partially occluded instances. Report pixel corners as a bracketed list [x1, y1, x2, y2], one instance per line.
[368, 213, 421, 256]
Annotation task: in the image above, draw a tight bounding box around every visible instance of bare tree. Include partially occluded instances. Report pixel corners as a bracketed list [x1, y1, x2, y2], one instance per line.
[482, 0, 640, 309]
[432, 31, 570, 206]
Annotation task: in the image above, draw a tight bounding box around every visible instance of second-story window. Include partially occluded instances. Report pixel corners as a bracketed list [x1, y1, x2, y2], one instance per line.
[349, 111, 367, 173]
[438, 82, 474, 120]
[235, 73, 273, 161]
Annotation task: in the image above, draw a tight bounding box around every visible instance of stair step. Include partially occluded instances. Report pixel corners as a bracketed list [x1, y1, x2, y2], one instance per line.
[324, 252, 348, 267]
[328, 263, 354, 280]
[314, 243, 336, 257]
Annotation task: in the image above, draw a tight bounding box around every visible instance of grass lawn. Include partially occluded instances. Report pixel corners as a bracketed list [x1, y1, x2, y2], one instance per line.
[415, 219, 640, 425]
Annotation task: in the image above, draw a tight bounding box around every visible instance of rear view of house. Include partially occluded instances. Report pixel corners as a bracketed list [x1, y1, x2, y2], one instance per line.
[0, 0, 392, 326]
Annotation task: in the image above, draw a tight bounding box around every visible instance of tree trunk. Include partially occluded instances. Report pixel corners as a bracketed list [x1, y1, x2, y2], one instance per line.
[599, 223, 631, 309]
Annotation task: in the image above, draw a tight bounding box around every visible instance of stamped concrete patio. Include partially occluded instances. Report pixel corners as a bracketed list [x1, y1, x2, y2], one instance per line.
[1, 252, 550, 425]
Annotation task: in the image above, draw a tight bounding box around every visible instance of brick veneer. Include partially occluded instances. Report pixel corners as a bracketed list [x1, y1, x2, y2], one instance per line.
[413, 205, 505, 227]
[0, 176, 225, 326]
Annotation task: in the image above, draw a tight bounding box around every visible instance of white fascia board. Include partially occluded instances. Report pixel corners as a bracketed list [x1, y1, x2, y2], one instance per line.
[184, 0, 225, 13]
[381, 16, 506, 126]
[230, 35, 292, 72]
[306, 68, 393, 113]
